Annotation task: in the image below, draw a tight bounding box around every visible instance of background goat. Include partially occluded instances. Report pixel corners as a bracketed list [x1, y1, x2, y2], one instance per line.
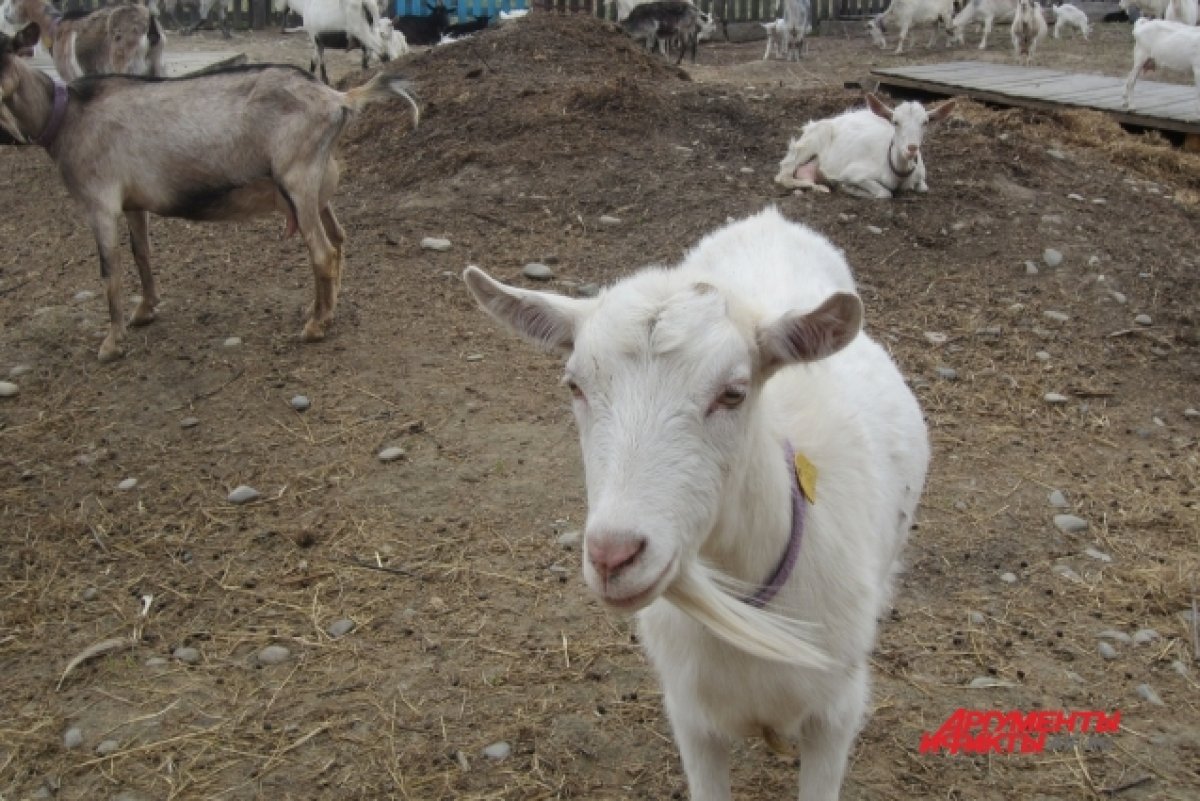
[1120, 0, 1172, 19]
[392, 0, 453, 46]
[3, 0, 165, 80]
[775, 92, 956, 199]
[463, 206, 930, 801]
[276, 0, 389, 84]
[621, 0, 705, 64]
[868, 0, 957, 54]
[1011, 0, 1047, 64]
[1122, 17, 1200, 109]
[1165, 0, 1200, 24]
[158, 0, 233, 38]
[1052, 2, 1090, 38]
[952, 0, 1018, 48]
[0, 24, 418, 362]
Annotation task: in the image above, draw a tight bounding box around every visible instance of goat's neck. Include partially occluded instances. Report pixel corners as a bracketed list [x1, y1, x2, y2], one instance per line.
[5, 67, 57, 147]
[701, 410, 794, 589]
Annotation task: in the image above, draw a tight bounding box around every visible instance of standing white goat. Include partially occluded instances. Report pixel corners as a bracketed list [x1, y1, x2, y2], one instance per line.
[1052, 2, 1090, 38]
[775, 93, 957, 199]
[463, 206, 930, 801]
[1123, 18, 1200, 109]
[867, 0, 957, 54]
[952, 0, 1018, 48]
[1011, 0, 1047, 64]
[274, 0, 387, 84]
[1165, 0, 1200, 24]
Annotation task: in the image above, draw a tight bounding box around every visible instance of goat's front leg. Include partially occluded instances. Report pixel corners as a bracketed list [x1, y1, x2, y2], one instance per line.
[796, 664, 868, 801]
[672, 720, 732, 801]
[893, 23, 909, 53]
[125, 210, 159, 327]
[841, 179, 893, 199]
[979, 17, 992, 49]
[89, 211, 127, 362]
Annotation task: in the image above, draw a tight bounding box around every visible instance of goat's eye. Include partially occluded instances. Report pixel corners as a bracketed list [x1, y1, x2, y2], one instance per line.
[566, 380, 584, 400]
[713, 384, 747, 411]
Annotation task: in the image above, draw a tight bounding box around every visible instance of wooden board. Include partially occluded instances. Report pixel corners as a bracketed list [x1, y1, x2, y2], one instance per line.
[872, 60, 1200, 136]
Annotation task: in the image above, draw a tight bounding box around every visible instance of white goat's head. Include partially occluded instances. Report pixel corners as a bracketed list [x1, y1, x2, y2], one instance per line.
[376, 17, 408, 59]
[462, 265, 861, 615]
[866, 93, 957, 174]
[866, 14, 887, 48]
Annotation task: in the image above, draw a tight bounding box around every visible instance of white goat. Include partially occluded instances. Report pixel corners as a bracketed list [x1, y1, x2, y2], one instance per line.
[952, 0, 1018, 47]
[779, 0, 811, 60]
[775, 93, 957, 199]
[1123, 18, 1200, 109]
[867, 0, 956, 54]
[1120, 0, 1173, 18]
[463, 206, 930, 801]
[1052, 2, 1090, 38]
[274, 0, 387, 84]
[1011, 0, 1047, 64]
[1165, 0, 1200, 24]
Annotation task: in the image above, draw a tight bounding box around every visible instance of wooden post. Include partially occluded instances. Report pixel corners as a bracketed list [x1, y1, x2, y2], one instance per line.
[252, 0, 267, 30]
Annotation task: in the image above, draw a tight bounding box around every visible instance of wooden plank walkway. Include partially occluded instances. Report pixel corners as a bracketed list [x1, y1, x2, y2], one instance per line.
[872, 60, 1200, 136]
[27, 50, 247, 81]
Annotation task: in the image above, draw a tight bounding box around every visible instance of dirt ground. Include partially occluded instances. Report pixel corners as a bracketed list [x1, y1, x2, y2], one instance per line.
[1, 11, 1198, 801]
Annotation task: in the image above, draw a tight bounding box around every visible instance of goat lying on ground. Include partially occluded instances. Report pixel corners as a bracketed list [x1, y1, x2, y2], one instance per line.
[3, 0, 165, 80]
[392, 0, 453, 45]
[621, 0, 705, 64]
[1123, 18, 1200, 109]
[775, 92, 956, 199]
[1052, 2, 1090, 38]
[952, 0, 1017, 48]
[158, 0, 233, 38]
[464, 205, 930, 801]
[867, 0, 957, 54]
[1011, 0, 1047, 64]
[0, 24, 419, 362]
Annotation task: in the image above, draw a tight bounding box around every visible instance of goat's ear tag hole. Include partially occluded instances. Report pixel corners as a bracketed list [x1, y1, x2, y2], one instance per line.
[794, 452, 817, 504]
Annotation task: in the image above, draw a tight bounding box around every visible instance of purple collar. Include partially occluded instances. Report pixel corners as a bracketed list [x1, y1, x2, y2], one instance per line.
[887, 141, 916, 180]
[35, 81, 68, 149]
[742, 443, 807, 609]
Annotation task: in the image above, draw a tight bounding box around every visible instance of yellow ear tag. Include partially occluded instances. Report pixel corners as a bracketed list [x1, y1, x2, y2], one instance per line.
[794, 452, 818, 504]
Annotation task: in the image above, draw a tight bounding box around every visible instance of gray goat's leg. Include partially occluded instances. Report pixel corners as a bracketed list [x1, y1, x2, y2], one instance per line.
[320, 204, 346, 297]
[125, 211, 159, 327]
[288, 183, 340, 341]
[90, 211, 128, 362]
[219, 4, 230, 38]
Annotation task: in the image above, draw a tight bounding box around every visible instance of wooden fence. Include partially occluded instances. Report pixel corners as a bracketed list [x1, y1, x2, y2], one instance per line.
[59, 0, 888, 30]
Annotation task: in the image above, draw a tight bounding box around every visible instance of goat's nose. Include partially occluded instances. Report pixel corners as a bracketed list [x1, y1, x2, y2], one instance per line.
[587, 534, 646, 582]
[907, 144, 919, 156]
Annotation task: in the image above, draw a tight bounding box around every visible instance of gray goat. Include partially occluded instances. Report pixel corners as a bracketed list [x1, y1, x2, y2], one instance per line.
[621, 0, 704, 64]
[0, 24, 419, 362]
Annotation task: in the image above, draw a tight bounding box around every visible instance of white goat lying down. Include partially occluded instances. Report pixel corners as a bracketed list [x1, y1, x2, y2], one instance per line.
[1011, 0, 1047, 64]
[775, 92, 957, 199]
[0, 24, 418, 362]
[1052, 2, 1090, 38]
[1123, 18, 1200, 109]
[867, 0, 957, 54]
[464, 206, 930, 801]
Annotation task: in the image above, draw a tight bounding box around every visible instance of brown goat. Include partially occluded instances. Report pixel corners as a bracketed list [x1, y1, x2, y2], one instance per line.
[3, 0, 165, 80]
[0, 24, 419, 362]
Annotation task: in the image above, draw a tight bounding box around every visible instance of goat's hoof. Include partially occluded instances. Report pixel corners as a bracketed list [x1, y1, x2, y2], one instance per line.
[97, 340, 125, 363]
[301, 320, 328, 342]
[129, 307, 157, 327]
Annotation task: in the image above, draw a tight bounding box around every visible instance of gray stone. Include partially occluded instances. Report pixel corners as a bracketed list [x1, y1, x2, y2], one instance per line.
[576, 283, 600, 298]
[1048, 490, 1069, 508]
[223, 337, 241, 348]
[1043, 248, 1063, 268]
[82, 587, 98, 601]
[967, 676, 1017, 689]
[63, 727, 84, 749]
[1171, 660, 1190, 677]
[465, 354, 484, 362]
[1135, 683, 1164, 706]
[1025, 261, 1039, 275]
[1044, 392, 1069, 405]
[0, 381, 18, 398]
[1046, 148, 1066, 160]
[327, 618, 356, 638]
[1053, 514, 1088, 533]
[1109, 291, 1128, 305]
[923, 331, 948, 345]
[866, 224, 883, 235]
[599, 215, 621, 225]
[999, 572, 1018, 584]
[1132, 628, 1159, 645]
[1053, 564, 1082, 583]
[1185, 408, 1200, 419]
[482, 741, 511, 760]
[522, 263, 554, 281]
[1134, 314, 1152, 326]
[1097, 642, 1119, 660]
[420, 237, 452, 252]
[1043, 310, 1069, 323]
[968, 611, 985, 625]
[290, 395, 311, 412]
[257, 645, 291, 665]
[935, 367, 958, 380]
[1083, 547, 1111, 563]
[73, 289, 96, 303]
[378, 446, 406, 462]
[95, 739, 120, 757]
[144, 657, 168, 667]
[9, 365, 32, 378]
[180, 416, 200, 429]
[1067, 192, 1085, 201]
[117, 478, 138, 491]
[173, 646, 200, 664]
[1097, 630, 1132, 643]
[1035, 351, 1051, 362]
[227, 485, 261, 504]
[557, 529, 581, 548]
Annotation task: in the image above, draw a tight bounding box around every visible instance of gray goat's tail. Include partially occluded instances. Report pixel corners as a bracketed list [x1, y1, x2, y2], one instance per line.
[345, 74, 420, 129]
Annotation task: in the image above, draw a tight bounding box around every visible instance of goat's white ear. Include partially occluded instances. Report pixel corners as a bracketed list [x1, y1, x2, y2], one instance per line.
[757, 292, 863, 375]
[866, 92, 893, 122]
[462, 266, 590, 355]
[928, 98, 957, 123]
